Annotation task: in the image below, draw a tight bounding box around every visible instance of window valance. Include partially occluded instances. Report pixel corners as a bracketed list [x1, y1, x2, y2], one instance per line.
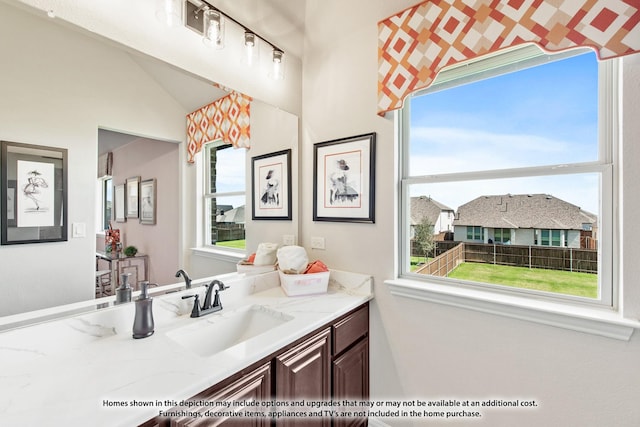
[186, 91, 252, 163]
[378, 0, 639, 116]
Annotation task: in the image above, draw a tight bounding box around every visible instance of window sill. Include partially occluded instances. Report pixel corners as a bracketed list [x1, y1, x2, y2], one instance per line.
[191, 247, 245, 263]
[385, 278, 640, 341]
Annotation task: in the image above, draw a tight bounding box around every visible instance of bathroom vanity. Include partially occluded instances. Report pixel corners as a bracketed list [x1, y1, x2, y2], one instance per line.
[0, 270, 372, 426]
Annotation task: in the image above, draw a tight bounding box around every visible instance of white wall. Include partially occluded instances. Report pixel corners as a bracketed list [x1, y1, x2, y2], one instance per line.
[301, 1, 640, 426]
[0, 2, 186, 315]
[185, 100, 299, 278]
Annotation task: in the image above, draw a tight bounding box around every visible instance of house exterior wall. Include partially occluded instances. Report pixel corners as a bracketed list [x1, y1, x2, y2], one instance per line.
[437, 211, 455, 233]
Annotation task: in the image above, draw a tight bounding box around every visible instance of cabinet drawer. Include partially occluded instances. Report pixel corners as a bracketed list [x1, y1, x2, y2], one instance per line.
[332, 304, 368, 356]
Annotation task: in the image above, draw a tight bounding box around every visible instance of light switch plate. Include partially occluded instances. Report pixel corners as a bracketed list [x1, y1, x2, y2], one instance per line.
[72, 222, 86, 238]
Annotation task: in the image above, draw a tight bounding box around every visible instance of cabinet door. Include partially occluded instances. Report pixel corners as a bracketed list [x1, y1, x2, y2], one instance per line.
[275, 328, 331, 427]
[332, 337, 369, 427]
[169, 362, 272, 427]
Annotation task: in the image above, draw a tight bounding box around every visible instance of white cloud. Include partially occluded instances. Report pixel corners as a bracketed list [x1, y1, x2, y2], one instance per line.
[409, 126, 583, 175]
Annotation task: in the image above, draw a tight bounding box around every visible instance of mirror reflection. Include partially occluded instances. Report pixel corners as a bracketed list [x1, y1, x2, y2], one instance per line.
[0, 1, 298, 322]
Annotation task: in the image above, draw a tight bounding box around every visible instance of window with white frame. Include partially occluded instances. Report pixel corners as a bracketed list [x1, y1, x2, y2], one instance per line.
[202, 141, 247, 251]
[400, 46, 616, 306]
[97, 176, 112, 231]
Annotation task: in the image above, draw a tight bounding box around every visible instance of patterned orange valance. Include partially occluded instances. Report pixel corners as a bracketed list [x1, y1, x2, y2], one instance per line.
[378, 0, 640, 116]
[186, 91, 252, 163]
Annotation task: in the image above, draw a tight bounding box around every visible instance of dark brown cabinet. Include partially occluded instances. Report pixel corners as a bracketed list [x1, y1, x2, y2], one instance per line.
[332, 338, 369, 427]
[141, 303, 369, 427]
[276, 328, 331, 426]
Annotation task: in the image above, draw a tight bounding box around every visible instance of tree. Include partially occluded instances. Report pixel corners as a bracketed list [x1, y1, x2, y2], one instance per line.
[414, 217, 435, 262]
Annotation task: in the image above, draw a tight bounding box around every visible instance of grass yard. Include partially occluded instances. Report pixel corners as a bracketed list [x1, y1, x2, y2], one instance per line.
[411, 256, 432, 272]
[215, 240, 246, 249]
[448, 262, 598, 298]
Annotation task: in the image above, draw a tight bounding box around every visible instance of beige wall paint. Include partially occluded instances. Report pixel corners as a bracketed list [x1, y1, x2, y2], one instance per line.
[110, 138, 180, 287]
[301, 1, 640, 426]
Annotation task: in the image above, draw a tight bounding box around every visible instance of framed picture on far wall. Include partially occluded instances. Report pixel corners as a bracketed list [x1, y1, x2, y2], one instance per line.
[251, 149, 292, 220]
[126, 176, 140, 219]
[1, 140, 68, 244]
[313, 132, 376, 223]
[140, 178, 156, 225]
[114, 183, 126, 223]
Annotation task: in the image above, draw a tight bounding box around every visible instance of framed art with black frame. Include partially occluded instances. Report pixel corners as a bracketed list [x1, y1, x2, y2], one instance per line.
[313, 133, 376, 223]
[1, 140, 68, 245]
[251, 149, 292, 220]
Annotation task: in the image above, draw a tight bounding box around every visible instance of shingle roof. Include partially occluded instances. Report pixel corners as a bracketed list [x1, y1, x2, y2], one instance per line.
[410, 196, 453, 226]
[453, 194, 597, 230]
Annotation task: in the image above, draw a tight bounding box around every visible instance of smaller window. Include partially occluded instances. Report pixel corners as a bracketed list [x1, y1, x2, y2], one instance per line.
[97, 176, 112, 231]
[539, 229, 563, 247]
[466, 226, 483, 241]
[203, 142, 246, 251]
[494, 228, 511, 244]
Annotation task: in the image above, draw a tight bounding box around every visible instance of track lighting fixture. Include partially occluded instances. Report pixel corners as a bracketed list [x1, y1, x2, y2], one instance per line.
[182, 0, 285, 80]
[203, 8, 224, 49]
[271, 49, 285, 80]
[243, 31, 259, 67]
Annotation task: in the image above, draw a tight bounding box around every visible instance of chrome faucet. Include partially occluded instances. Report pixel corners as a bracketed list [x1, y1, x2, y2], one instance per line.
[182, 279, 230, 318]
[175, 269, 192, 289]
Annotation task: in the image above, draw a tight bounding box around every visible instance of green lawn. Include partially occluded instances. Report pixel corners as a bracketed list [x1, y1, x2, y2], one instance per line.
[410, 256, 432, 272]
[448, 262, 597, 298]
[216, 240, 246, 249]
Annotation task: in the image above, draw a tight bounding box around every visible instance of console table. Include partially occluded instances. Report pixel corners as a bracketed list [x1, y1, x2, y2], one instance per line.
[96, 251, 149, 292]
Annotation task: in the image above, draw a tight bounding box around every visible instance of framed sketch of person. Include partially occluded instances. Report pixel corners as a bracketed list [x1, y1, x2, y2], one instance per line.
[251, 149, 292, 220]
[313, 133, 376, 223]
[1, 140, 68, 244]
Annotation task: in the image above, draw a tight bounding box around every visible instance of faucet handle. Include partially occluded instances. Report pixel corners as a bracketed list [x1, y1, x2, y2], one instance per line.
[182, 294, 201, 318]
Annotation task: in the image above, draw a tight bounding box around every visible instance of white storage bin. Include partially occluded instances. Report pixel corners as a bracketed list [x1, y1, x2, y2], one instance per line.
[236, 262, 276, 275]
[279, 270, 330, 296]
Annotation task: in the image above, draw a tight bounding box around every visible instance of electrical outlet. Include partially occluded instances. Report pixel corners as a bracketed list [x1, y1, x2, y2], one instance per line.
[283, 235, 295, 245]
[310, 236, 325, 250]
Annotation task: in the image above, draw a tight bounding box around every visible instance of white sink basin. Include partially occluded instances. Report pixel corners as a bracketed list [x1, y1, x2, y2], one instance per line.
[165, 305, 293, 357]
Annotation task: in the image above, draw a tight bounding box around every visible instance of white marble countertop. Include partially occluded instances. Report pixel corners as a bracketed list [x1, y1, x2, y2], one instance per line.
[0, 270, 372, 426]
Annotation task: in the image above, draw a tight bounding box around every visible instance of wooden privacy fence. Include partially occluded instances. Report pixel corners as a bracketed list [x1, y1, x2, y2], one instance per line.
[415, 243, 464, 276]
[214, 225, 245, 243]
[415, 242, 597, 275]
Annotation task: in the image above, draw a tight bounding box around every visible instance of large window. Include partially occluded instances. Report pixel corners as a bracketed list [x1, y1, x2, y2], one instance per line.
[203, 142, 246, 251]
[400, 46, 615, 306]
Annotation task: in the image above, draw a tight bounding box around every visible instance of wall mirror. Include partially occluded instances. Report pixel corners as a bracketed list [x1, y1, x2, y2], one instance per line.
[0, 0, 299, 326]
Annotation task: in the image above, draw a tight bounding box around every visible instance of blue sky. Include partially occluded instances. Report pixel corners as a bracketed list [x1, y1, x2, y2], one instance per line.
[409, 50, 600, 214]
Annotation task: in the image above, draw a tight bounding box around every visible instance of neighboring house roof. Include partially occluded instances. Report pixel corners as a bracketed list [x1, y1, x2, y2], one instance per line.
[410, 196, 454, 226]
[216, 205, 233, 215]
[453, 194, 597, 230]
[217, 205, 245, 224]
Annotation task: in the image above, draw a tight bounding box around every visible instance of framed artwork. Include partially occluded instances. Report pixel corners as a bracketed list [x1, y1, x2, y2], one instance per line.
[313, 133, 376, 223]
[251, 149, 292, 220]
[114, 183, 126, 223]
[126, 176, 140, 219]
[140, 178, 156, 225]
[1, 140, 68, 244]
